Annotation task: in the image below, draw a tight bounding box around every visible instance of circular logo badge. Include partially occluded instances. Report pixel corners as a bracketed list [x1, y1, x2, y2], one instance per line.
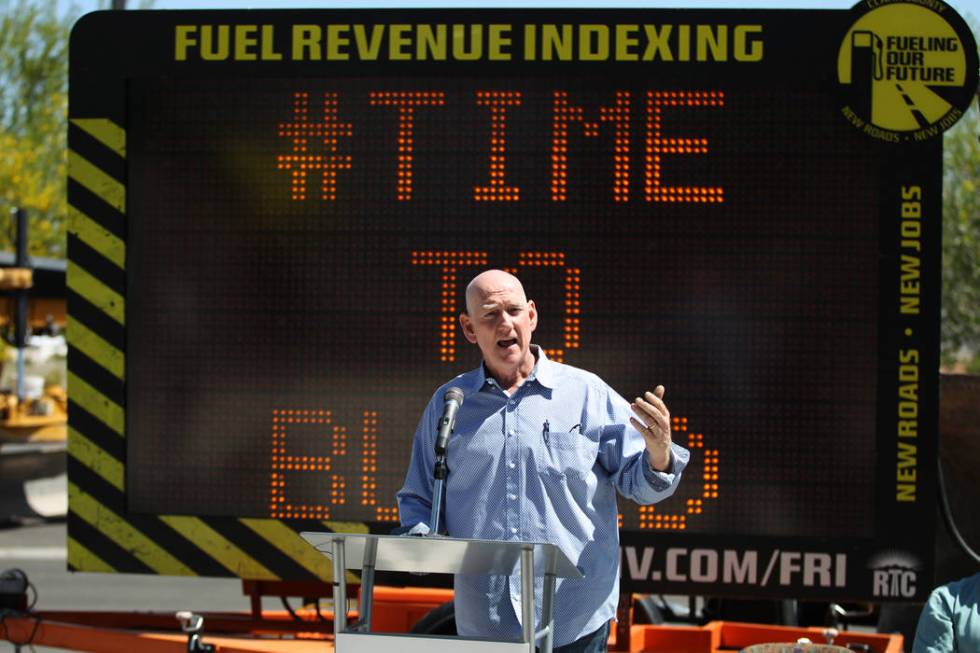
[837, 0, 978, 143]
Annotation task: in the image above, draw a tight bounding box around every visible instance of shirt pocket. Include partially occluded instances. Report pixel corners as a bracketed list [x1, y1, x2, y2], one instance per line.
[536, 430, 599, 479]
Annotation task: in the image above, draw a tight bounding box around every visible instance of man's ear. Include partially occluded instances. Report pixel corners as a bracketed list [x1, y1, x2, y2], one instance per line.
[460, 312, 478, 343]
[528, 299, 538, 332]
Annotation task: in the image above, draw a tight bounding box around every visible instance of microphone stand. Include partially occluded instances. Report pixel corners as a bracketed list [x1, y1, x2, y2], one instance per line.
[427, 387, 462, 537]
[428, 452, 448, 536]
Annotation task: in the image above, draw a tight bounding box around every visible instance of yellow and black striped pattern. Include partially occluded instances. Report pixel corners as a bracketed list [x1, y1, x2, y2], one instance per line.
[66, 117, 364, 581]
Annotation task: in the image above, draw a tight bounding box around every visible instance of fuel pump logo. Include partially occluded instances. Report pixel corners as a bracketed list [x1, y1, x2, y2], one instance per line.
[837, 0, 978, 142]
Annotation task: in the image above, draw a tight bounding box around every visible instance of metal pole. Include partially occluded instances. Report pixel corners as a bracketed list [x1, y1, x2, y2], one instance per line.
[429, 477, 444, 535]
[357, 536, 378, 632]
[520, 545, 535, 651]
[539, 548, 557, 653]
[331, 537, 347, 642]
[428, 451, 448, 536]
[13, 207, 28, 401]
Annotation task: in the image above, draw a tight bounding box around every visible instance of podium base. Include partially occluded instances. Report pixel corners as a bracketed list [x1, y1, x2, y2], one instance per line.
[337, 631, 530, 652]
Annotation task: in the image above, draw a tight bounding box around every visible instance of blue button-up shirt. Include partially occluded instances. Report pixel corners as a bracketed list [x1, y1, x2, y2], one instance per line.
[397, 347, 689, 646]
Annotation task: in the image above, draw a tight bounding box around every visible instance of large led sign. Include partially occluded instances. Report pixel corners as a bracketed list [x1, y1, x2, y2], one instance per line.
[67, 6, 978, 599]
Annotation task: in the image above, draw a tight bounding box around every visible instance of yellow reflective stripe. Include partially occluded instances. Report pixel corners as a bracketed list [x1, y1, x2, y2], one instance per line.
[67, 536, 115, 573]
[68, 317, 124, 380]
[67, 371, 124, 437]
[67, 263, 124, 325]
[240, 518, 332, 581]
[68, 205, 125, 269]
[159, 516, 278, 580]
[71, 118, 126, 158]
[323, 521, 370, 534]
[68, 151, 125, 213]
[68, 426, 124, 492]
[68, 482, 195, 576]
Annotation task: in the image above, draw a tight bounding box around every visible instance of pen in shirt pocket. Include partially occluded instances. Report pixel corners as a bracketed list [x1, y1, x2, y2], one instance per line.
[542, 420, 550, 445]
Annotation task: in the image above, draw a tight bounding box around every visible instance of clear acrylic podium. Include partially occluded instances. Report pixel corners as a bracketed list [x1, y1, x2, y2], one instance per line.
[300, 531, 583, 653]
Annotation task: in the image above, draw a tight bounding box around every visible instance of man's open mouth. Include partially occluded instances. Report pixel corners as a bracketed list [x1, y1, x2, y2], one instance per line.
[497, 338, 518, 348]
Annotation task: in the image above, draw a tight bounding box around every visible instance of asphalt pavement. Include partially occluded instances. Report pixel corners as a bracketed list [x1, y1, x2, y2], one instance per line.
[0, 519, 273, 652]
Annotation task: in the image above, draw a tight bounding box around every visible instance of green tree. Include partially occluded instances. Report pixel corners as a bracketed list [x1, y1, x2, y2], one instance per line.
[942, 95, 980, 371]
[0, 0, 81, 258]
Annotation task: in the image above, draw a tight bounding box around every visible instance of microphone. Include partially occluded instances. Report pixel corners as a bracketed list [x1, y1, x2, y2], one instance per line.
[434, 387, 465, 456]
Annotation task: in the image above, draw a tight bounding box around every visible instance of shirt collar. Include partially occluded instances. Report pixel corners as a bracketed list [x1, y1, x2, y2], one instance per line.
[528, 345, 557, 389]
[471, 344, 557, 394]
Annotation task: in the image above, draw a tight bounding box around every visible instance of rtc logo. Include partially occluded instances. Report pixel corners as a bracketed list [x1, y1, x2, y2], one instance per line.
[869, 551, 920, 598]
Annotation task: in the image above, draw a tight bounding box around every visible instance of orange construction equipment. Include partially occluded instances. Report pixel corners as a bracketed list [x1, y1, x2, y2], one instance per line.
[0, 584, 902, 653]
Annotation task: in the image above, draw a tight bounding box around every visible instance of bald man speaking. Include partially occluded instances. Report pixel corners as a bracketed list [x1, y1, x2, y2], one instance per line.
[397, 270, 689, 652]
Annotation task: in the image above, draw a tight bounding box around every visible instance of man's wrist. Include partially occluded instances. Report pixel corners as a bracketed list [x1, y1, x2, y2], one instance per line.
[647, 449, 673, 474]
[641, 451, 673, 491]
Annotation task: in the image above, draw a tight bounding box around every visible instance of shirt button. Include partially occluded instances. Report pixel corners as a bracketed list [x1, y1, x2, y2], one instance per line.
[510, 527, 518, 534]
[508, 462, 516, 469]
[508, 493, 517, 501]
[507, 429, 515, 436]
